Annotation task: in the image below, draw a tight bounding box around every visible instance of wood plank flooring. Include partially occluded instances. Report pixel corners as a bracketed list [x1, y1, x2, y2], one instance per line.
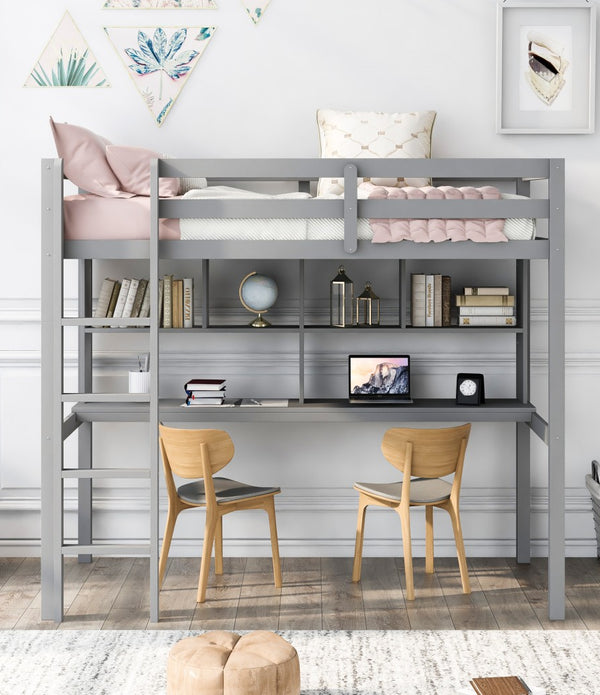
[1, 556, 599, 630]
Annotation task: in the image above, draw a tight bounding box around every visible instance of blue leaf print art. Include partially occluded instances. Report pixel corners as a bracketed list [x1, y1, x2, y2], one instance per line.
[240, 0, 271, 25]
[106, 26, 216, 126]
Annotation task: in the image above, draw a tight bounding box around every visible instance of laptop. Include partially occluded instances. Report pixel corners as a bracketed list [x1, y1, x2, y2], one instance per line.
[348, 355, 413, 404]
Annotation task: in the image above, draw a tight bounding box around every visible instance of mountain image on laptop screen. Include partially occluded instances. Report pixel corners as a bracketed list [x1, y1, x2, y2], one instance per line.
[351, 357, 409, 395]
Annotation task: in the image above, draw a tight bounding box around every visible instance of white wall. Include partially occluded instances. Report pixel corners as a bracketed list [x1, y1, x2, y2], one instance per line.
[1, 0, 599, 557]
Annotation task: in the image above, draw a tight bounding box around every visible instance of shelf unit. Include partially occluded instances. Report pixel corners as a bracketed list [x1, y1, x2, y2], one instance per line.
[41, 157, 564, 623]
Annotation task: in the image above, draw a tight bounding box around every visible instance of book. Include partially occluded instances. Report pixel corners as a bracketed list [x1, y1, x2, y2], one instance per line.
[469, 676, 530, 694]
[456, 294, 515, 307]
[121, 278, 140, 319]
[139, 281, 151, 318]
[459, 306, 514, 316]
[158, 278, 164, 326]
[184, 378, 226, 393]
[186, 396, 225, 405]
[187, 388, 226, 397]
[181, 399, 237, 407]
[173, 279, 183, 329]
[459, 315, 517, 326]
[411, 273, 426, 327]
[433, 274, 442, 327]
[163, 274, 173, 328]
[441, 275, 451, 327]
[425, 274, 434, 326]
[464, 287, 510, 296]
[183, 278, 194, 328]
[130, 279, 148, 318]
[94, 278, 116, 318]
[106, 281, 122, 318]
[112, 278, 131, 319]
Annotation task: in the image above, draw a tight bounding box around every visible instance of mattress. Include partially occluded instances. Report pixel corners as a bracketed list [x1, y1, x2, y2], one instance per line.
[63, 187, 536, 242]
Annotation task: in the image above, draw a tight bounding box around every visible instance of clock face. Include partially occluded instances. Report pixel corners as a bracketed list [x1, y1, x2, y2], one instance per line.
[459, 379, 477, 396]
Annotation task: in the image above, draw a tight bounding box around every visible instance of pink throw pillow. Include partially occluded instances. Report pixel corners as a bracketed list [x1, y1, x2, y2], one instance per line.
[106, 145, 180, 197]
[49, 117, 133, 198]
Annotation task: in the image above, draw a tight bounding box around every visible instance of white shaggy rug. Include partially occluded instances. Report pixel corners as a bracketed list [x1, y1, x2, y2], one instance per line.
[0, 630, 599, 695]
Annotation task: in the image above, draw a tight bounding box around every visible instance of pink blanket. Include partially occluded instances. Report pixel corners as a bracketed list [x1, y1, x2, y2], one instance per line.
[363, 182, 508, 243]
[64, 194, 180, 240]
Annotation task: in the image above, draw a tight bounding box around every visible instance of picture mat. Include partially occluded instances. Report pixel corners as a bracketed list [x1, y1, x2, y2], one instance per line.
[497, 4, 595, 132]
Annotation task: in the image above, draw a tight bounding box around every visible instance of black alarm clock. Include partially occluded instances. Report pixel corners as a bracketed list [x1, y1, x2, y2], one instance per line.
[456, 373, 485, 405]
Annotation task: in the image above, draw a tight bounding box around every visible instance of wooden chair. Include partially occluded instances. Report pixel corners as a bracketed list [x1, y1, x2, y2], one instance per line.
[352, 423, 471, 601]
[158, 425, 282, 603]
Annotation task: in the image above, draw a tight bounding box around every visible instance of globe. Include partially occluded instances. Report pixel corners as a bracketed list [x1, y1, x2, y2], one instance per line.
[238, 272, 278, 327]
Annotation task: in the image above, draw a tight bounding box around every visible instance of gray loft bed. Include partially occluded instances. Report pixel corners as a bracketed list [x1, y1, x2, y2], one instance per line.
[41, 157, 565, 623]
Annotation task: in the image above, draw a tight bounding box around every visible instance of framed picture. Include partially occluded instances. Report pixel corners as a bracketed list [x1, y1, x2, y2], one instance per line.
[496, 1, 596, 134]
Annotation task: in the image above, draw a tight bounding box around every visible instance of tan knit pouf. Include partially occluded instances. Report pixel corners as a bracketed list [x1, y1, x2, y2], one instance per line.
[167, 630, 301, 695]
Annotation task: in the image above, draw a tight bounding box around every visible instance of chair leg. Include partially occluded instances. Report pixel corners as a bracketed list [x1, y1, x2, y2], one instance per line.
[447, 502, 471, 595]
[197, 511, 217, 603]
[214, 515, 223, 575]
[352, 494, 369, 582]
[265, 496, 282, 589]
[425, 505, 434, 574]
[398, 503, 415, 601]
[159, 502, 179, 589]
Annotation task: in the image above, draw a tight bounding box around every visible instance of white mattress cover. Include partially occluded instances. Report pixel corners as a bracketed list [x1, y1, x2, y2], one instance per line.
[178, 187, 536, 241]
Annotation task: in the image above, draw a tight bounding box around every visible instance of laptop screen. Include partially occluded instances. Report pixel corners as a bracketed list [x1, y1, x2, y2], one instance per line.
[348, 355, 411, 401]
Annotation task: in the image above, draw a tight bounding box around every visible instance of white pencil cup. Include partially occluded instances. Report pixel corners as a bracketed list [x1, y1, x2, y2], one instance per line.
[128, 371, 151, 393]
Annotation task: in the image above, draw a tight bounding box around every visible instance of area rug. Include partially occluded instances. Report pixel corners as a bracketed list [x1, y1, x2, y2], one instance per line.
[0, 629, 599, 695]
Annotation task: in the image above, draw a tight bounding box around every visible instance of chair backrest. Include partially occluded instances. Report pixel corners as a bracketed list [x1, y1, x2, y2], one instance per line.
[381, 424, 471, 479]
[158, 425, 234, 480]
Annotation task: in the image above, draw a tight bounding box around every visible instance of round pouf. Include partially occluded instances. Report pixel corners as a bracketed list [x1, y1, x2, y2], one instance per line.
[167, 630, 300, 695]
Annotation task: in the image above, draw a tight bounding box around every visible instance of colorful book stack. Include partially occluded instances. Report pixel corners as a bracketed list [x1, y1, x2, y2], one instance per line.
[183, 378, 226, 406]
[456, 286, 516, 326]
[411, 273, 451, 327]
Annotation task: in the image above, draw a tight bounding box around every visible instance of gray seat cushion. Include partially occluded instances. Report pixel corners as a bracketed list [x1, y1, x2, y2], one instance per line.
[178, 476, 280, 505]
[354, 477, 451, 504]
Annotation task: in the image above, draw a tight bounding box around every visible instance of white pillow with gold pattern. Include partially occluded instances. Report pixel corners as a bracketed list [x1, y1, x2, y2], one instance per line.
[316, 109, 436, 196]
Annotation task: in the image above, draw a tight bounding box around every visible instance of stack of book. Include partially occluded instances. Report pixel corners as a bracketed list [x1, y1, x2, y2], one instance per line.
[456, 286, 516, 326]
[161, 275, 194, 329]
[183, 378, 226, 406]
[94, 277, 150, 323]
[411, 273, 451, 327]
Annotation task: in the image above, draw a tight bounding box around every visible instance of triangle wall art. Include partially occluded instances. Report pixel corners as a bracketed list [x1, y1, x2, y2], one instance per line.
[105, 26, 215, 126]
[241, 0, 271, 25]
[103, 1, 217, 8]
[25, 11, 109, 87]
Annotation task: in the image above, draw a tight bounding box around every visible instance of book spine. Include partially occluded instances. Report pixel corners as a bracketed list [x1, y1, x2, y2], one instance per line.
[459, 315, 517, 326]
[163, 275, 173, 328]
[411, 274, 426, 327]
[94, 278, 115, 318]
[459, 306, 514, 316]
[138, 280, 151, 318]
[174, 279, 184, 329]
[106, 281, 121, 318]
[112, 278, 131, 319]
[456, 294, 515, 307]
[158, 278, 164, 326]
[441, 275, 451, 327]
[464, 286, 510, 295]
[185, 397, 225, 405]
[433, 274, 442, 327]
[183, 278, 194, 328]
[130, 279, 148, 318]
[121, 278, 140, 319]
[425, 274, 434, 326]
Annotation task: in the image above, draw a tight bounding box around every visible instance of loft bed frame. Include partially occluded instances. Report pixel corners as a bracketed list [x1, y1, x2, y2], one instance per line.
[41, 157, 565, 623]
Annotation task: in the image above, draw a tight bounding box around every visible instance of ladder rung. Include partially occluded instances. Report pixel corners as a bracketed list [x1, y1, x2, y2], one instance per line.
[62, 393, 150, 402]
[62, 544, 151, 556]
[62, 468, 150, 479]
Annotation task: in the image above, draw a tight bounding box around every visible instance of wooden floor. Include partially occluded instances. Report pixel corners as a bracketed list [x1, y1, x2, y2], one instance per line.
[2, 556, 600, 630]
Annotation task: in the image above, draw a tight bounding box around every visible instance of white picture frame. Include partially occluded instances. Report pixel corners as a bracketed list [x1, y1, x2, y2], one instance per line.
[496, 1, 596, 134]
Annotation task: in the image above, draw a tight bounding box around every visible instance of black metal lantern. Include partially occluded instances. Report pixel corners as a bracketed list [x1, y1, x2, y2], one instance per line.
[355, 281, 380, 326]
[330, 265, 354, 327]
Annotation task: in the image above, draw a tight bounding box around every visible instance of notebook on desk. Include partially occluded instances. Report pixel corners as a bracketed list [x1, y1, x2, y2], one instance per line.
[348, 355, 413, 404]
